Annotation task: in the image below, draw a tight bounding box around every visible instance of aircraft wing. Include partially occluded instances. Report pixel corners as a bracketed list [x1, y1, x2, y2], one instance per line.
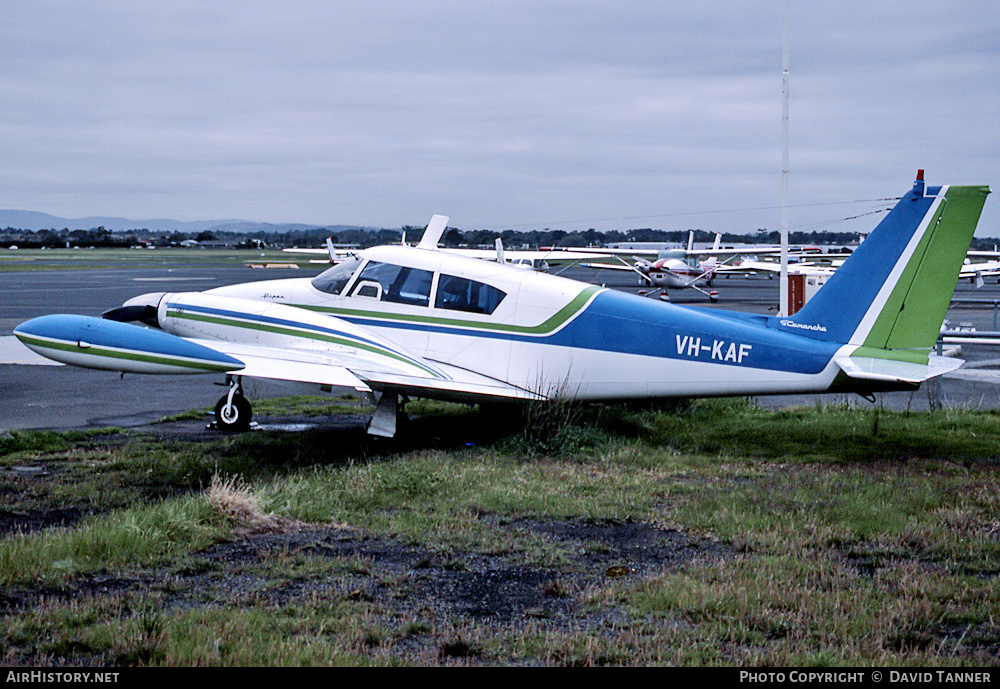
[713, 259, 780, 274]
[189, 338, 543, 402]
[578, 261, 636, 272]
[541, 246, 661, 258]
[14, 294, 545, 405]
[543, 246, 811, 259]
[960, 261, 1000, 278]
[351, 359, 546, 402]
[165, 292, 547, 402]
[185, 339, 372, 391]
[440, 247, 603, 263]
[714, 259, 836, 276]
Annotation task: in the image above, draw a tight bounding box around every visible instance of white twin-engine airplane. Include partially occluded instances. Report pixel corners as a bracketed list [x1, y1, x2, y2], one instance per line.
[13, 172, 990, 438]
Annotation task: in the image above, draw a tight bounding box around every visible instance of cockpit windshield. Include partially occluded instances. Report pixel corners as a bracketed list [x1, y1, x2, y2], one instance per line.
[310, 256, 362, 295]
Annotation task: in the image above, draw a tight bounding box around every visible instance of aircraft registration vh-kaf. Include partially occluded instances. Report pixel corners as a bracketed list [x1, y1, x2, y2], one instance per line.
[13, 172, 991, 438]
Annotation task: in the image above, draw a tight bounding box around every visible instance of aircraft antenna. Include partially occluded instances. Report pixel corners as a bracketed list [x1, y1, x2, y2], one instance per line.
[779, 0, 790, 316]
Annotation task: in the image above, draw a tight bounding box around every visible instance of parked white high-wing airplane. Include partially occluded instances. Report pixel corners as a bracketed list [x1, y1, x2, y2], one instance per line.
[569, 230, 829, 301]
[13, 173, 990, 438]
[578, 251, 724, 302]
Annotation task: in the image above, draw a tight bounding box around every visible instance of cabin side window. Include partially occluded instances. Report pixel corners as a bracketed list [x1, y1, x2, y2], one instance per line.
[435, 274, 506, 315]
[352, 261, 433, 307]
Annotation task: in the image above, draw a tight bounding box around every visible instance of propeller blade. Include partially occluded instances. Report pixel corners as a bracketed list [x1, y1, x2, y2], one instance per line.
[102, 304, 159, 328]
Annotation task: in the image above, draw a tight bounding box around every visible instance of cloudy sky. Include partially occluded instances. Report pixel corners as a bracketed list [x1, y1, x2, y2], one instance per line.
[2, 1, 998, 236]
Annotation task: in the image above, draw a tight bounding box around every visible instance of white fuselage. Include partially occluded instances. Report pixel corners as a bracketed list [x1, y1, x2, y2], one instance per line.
[204, 244, 845, 401]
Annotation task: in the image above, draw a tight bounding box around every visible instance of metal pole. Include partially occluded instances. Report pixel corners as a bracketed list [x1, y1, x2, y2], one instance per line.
[779, 0, 790, 316]
[932, 337, 943, 411]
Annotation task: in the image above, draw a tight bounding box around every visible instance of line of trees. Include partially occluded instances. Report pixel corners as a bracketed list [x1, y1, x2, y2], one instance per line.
[0, 224, 873, 251]
[433, 227, 864, 250]
[0, 226, 269, 249]
[5, 224, 998, 252]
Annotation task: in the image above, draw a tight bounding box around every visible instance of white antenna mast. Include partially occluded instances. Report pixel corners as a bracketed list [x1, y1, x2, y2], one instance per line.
[779, 0, 790, 316]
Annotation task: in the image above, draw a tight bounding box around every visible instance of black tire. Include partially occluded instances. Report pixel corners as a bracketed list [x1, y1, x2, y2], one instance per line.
[215, 393, 252, 431]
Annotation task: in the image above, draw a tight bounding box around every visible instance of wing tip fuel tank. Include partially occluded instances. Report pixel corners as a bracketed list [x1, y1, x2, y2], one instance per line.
[13, 315, 245, 374]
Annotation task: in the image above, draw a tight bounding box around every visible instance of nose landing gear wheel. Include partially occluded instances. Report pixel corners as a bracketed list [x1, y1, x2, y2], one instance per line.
[215, 393, 252, 431]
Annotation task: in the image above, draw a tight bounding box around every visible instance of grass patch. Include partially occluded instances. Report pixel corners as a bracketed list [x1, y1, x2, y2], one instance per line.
[1, 397, 998, 665]
[0, 497, 220, 585]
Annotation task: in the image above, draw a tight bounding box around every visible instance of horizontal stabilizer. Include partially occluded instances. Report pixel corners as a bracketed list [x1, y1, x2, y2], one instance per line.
[834, 354, 964, 385]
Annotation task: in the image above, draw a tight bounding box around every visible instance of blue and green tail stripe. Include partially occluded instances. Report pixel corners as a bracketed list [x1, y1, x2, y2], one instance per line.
[781, 177, 990, 360]
[862, 184, 991, 352]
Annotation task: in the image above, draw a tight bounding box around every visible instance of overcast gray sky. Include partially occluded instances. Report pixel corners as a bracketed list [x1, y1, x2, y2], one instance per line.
[2, 1, 998, 236]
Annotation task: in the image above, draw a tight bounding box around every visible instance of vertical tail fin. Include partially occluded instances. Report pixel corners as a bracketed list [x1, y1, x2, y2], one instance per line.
[416, 215, 450, 250]
[779, 172, 990, 358]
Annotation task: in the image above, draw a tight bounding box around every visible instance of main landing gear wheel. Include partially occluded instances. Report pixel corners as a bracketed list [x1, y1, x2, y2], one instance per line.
[215, 392, 252, 431]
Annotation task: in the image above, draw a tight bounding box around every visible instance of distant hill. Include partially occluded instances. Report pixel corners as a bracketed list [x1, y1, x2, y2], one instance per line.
[0, 210, 237, 233]
[0, 209, 371, 234]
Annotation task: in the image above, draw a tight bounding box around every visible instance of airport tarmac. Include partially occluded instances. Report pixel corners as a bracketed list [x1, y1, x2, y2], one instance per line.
[4, 255, 1000, 432]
